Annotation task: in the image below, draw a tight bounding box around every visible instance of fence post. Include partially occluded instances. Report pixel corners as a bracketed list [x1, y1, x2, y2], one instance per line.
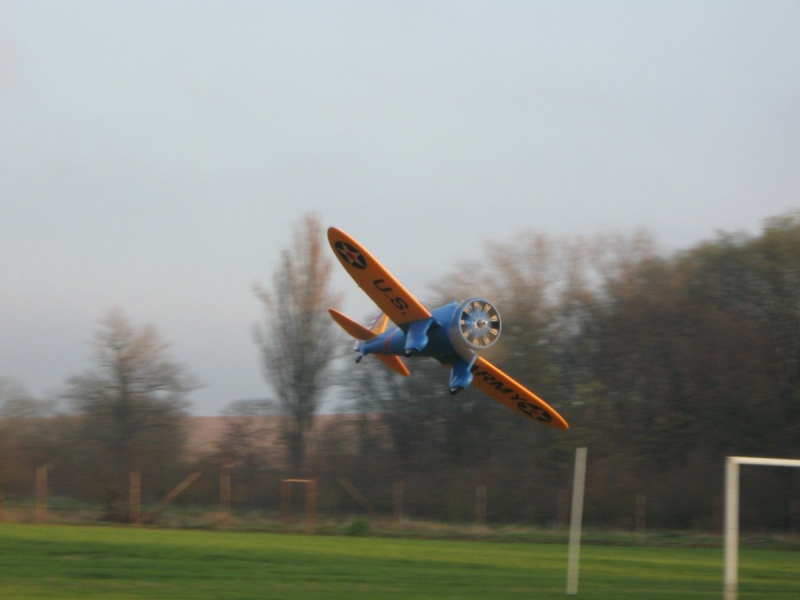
[475, 485, 487, 526]
[635, 492, 647, 533]
[393, 482, 404, 530]
[136, 471, 202, 525]
[220, 462, 231, 528]
[281, 479, 317, 533]
[337, 477, 378, 519]
[305, 479, 317, 533]
[281, 479, 291, 528]
[129, 470, 141, 524]
[36, 466, 48, 524]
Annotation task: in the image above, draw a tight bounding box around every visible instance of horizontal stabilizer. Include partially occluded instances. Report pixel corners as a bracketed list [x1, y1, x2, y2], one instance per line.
[376, 354, 411, 377]
[329, 309, 375, 340]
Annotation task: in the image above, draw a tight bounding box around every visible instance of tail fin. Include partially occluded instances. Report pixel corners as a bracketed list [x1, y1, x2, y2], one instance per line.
[366, 313, 390, 335]
[328, 309, 410, 377]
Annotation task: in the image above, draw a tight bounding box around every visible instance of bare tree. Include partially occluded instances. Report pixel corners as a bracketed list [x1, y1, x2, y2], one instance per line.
[0, 378, 63, 498]
[0, 377, 55, 418]
[253, 214, 340, 475]
[214, 399, 279, 507]
[64, 309, 196, 518]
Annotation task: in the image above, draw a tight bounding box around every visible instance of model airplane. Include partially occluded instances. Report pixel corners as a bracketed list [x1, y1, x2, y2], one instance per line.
[327, 227, 568, 429]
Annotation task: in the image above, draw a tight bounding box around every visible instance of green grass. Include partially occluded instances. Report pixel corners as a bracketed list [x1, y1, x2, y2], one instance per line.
[0, 523, 798, 599]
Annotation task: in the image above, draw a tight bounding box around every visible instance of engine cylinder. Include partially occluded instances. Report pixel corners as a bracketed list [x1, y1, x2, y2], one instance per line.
[445, 298, 501, 359]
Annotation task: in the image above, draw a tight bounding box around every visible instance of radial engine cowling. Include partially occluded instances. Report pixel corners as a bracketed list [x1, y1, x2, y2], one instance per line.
[445, 298, 502, 359]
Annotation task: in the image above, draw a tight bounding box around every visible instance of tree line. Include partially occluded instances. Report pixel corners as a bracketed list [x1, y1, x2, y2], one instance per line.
[1, 213, 799, 530]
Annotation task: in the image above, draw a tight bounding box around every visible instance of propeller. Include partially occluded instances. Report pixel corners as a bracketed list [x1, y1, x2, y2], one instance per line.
[457, 299, 501, 349]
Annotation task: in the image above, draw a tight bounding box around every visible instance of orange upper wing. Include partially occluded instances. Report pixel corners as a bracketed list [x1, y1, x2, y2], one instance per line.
[470, 356, 569, 429]
[328, 227, 432, 325]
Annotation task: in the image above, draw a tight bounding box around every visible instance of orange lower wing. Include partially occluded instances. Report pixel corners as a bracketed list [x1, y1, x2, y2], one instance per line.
[470, 357, 569, 429]
[376, 354, 411, 377]
[328, 227, 431, 326]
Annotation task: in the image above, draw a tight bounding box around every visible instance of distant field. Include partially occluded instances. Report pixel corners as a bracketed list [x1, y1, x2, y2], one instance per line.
[0, 523, 798, 599]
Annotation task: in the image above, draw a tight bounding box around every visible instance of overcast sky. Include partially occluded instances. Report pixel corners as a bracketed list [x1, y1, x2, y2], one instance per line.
[2, 1, 798, 414]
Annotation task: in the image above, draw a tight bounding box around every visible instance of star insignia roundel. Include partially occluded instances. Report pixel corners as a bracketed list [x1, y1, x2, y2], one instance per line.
[335, 241, 367, 269]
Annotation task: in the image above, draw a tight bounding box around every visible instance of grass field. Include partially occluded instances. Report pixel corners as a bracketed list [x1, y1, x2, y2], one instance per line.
[0, 523, 798, 599]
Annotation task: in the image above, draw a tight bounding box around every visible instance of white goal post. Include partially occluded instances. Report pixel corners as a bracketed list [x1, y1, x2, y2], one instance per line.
[566, 447, 588, 595]
[724, 456, 800, 600]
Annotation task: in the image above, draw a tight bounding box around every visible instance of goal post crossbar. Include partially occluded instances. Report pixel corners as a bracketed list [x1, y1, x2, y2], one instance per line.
[724, 455, 800, 600]
[728, 456, 800, 468]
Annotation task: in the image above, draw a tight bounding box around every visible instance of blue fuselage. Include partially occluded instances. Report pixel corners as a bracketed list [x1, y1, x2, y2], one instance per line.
[358, 297, 501, 394]
[359, 301, 462, 363]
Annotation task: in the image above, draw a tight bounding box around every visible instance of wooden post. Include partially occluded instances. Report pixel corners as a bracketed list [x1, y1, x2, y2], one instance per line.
[36, 466, 47, 524]
[129, 470, 141, 524]
[337, 477, 378, 519]
[635, 492, 647, 533]
[393, 482, 404, 530]
[137, 471, 202, 525]
[475, 485, 487, 526]
[281, 479, 317, 533]
[0, 493, 4, 522]
[306, 479, 317, 533]
[281, 479, 291, 528]
[220, 462, 231, 528]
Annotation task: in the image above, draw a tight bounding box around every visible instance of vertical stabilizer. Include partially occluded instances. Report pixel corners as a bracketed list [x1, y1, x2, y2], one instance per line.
[368, 313, 390, 335]
[328, 309, 410, 377]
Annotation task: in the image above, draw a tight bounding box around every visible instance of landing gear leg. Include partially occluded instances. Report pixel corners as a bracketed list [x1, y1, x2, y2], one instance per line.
[448, 355, 477, 395]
